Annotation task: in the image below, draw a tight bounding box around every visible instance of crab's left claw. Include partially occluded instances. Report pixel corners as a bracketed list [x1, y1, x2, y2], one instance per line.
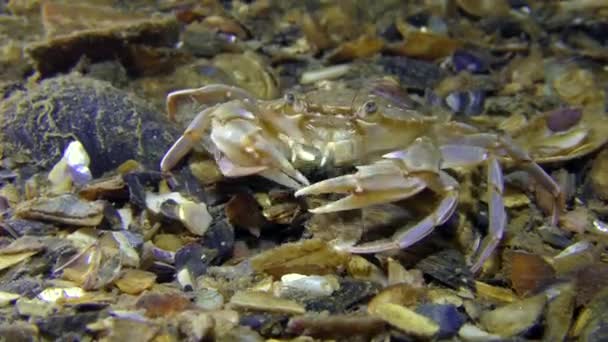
[295, 160, 427, 213]
[161, 107, 215, 172]
[210, 103, 310, 189]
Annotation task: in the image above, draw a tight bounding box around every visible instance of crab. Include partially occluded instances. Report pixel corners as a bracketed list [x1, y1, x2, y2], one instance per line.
[159, 80, 605, 273]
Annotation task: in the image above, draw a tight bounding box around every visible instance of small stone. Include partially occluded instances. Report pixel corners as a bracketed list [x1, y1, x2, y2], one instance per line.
[416, 303, 465, 339]
[135, 293, 192, 318]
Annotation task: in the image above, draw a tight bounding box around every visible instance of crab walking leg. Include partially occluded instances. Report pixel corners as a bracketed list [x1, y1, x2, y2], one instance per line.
[160, 106, 215, 172]
[166, 85, 256, 121]
[445, 133, 563, 224]
[470, 156, 507, 273]
[346, 171, 459, 254]
[498, 136, 563, 225]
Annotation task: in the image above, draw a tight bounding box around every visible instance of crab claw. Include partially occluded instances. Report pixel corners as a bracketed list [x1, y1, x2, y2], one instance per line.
[295, 160, 427, 213]
[211, 113, 309, 189]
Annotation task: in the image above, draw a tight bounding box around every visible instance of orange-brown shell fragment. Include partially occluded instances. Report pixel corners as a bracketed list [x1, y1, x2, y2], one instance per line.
[250, 239, 349, 278]
[386, 32, 462, 60]
[507, 251, 555, 297]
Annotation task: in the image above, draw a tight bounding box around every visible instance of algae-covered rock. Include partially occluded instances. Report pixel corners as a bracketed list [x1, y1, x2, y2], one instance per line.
[0, 74, 180, 176]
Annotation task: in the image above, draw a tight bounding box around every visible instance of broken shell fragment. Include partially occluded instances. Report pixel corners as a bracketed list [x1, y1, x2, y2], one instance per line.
[250, 239, 349, 278]
[145, 191, 212, 236]
[368, 284, 426, 315]
[177, 201, 212, 236]
[300, 64, 351, 84]
[115, 269, 157, 295]
[479, 294, 547, 337]
[545, 282, 576, 341]
[286, 314, 385, 339]
[48, 140, 93, 193]
[15, 297, 57, 317]
[589, 149, 608, 200]
[0, 251, 39, 271]
[36, 286, 85, 303]
[474, 281, 516, 303]
[415, 249, 474, 292]
[135, 292, 192, 318]
[15, 194, 105, 226]
[507, 250, 555, 296]
[277, 273, 340, 297]
[0, 291, 20, 307]
[228, 291, 306, 315]
[458, 323, 502, 341]
[371, 302, 439, 338]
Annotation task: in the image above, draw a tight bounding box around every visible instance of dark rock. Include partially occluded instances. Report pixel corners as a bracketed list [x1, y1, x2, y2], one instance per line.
[175, 243, 209, 279]
[240, 313, 288, 337]
[379, 56, 446, 91]
[0, 219, 58, 236]
[416, 303, 465, 338]
[0, 75, 180, 177]
[201, 218, 235, 265]
[415, 249, 474, 291]
[0, 276, 44, 298]
[305, 278, 380, 314]
[35, 312, 101, 339]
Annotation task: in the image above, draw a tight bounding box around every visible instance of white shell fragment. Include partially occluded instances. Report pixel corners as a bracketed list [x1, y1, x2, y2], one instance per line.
[145, 192, 188, 214]
[37, 286, 85, 303]
[112, 232, 140, 267]
[48, 140, 93, 193]
[278, 273, 340, 297]
[300, 64, 351, 84]
[145, 192, 212, 236]
[458, 323, 502, 341]
[117, 208, 134, 230]
[178, 202, 212, 236]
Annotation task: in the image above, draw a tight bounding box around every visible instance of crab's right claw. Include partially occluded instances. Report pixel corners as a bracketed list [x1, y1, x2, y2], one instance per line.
[294, 160, 427, 213]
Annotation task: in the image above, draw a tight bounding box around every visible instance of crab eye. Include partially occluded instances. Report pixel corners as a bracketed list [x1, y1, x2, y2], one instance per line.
[363, 100, 377, 114]
[284, 92, 296, 105]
